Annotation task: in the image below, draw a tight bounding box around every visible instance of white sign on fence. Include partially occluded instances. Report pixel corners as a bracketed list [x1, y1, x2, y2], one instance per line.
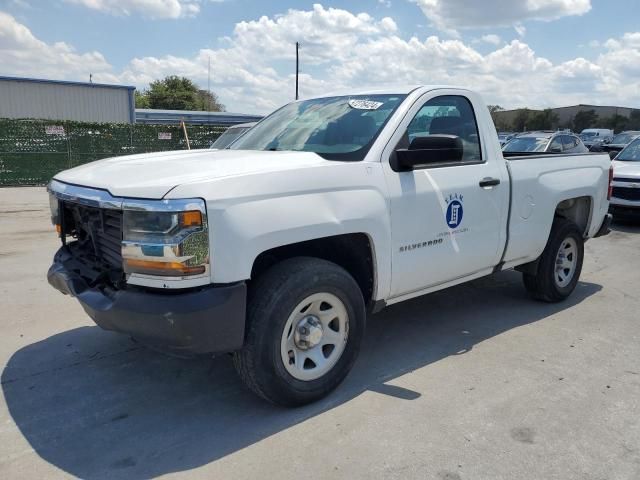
[158, 132, 172, 140]
[45, 125, 65, 136]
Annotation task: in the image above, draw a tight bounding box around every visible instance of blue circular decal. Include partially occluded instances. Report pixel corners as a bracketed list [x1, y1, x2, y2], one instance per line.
[446, 200, 464, 229]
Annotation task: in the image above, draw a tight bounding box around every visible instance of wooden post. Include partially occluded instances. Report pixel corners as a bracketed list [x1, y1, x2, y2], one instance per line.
[181, 120, 191, 150]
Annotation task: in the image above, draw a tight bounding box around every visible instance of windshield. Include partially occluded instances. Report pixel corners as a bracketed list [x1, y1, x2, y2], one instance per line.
[616, 138, 640, 161]
[230, 94, 407, 160]
[581, 132, 596, 138]
[503, 136, 549, 152]
[210, 127, 251, 149]
[611, 133, 638, 145]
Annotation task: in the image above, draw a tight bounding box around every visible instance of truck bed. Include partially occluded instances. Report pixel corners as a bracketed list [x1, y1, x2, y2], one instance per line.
[502, 152, 605, 159]
[502, 151, 611, 267]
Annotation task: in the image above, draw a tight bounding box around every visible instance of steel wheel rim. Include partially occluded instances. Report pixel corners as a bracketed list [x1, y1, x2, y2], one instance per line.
[280, 292, 349, 381]
[555, 236, 578, 288]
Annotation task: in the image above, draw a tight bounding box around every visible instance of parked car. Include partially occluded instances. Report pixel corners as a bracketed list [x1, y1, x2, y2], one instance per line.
[502, 131, 589, 154]
[601, 131, 640, 156]
[497, 132, 515, 146]
[579, 128, 614, 151]
[609, 137, 640, 218]
[210, 122, 256, 149]
[46, 86, 612, 406]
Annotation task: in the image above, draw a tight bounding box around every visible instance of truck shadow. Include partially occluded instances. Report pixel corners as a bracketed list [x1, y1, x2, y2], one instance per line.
[2, 270, 601, 479]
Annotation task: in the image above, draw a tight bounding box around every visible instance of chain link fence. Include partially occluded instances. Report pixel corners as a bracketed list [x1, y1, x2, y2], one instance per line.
[0, 118, 228, 186]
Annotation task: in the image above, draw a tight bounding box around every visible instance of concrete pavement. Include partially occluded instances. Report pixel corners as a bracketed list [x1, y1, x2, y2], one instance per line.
[1, 187, 639, 479]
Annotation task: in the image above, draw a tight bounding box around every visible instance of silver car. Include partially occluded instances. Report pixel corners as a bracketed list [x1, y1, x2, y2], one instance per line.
[210, 122, 257, 150]
[503, 131, 589, 154]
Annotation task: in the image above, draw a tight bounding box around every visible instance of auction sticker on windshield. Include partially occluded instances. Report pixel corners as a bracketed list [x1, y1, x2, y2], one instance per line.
[349, 99, 384, 110]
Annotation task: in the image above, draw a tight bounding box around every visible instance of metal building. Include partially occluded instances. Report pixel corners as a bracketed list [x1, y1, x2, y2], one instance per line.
[0, 76, 136, 124]
[135, 109, 263, 126]
[494, 104, 640, 129]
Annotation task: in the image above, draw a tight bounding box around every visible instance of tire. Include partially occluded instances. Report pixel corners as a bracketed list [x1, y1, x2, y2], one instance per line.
[522, 218, 584, 302]
[233, 257, 366, 406]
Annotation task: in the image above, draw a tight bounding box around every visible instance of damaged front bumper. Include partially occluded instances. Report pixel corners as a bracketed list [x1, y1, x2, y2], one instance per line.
[47, 247, 247, 355]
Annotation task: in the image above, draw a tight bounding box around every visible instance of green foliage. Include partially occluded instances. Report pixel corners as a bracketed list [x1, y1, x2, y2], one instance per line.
[134, 90, 150, 109]
[135, 76, 225, 112]
[197, 89, 225, 112]
[488, 105, 510, 131]
[0, 118, 227, 185]
[512, 109, 531, 132]
[601, 114, 629, 132]
[572, 110, 599, 133]
[527, 109, 559, 131]
[629, 110, 640, 130]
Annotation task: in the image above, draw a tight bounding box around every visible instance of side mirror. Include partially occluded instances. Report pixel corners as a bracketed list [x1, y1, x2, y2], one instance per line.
[391, 135, 463, 172]
[549, 146, 562, 153]
[609, 151, 618, 160]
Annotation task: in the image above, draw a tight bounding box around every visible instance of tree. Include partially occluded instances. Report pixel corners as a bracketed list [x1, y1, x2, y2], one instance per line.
[135, 76, 225, 111]
[627, 110, 640, 130]
[487, 105, 509, 130]
[601, 114, 629, 133]
[572, 109, 599, 133]
[513, 108, 531, 132]
[134, 90, 150, 109]
[527, 109, 559, 131]
[559, 117, 575, 131]
[196, 89, 225, 112]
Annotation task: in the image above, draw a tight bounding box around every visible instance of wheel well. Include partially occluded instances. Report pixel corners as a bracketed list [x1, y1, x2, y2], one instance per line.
[555, 196, 592, 236]
[250, 233, 376, 305]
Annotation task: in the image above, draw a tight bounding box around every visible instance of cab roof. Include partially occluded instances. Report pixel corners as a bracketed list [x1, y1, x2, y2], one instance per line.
[303, 85, 470, 100]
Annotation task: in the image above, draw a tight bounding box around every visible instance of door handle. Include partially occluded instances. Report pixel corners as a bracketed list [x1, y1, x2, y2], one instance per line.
[479, 177, 501, 188]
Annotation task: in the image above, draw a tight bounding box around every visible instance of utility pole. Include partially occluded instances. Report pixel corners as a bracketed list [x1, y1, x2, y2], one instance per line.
[207, 56, 211, 111]
[295, 42, 299, 100]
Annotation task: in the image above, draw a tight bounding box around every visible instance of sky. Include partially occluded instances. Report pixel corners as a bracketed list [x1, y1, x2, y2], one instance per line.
[1, 0, 639, 114]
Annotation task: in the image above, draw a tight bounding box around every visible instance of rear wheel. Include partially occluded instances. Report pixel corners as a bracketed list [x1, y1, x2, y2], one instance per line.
[522, 218, 584, 302]
[233, 257, 366, 406]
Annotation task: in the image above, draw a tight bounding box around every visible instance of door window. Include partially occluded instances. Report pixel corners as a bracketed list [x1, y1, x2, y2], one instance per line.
[562, 135, 577, 151]
[405, 95, 482, 163]
[549, 137, 563, 152]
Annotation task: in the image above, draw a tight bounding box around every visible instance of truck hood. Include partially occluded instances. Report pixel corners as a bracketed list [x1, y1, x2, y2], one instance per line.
[53, 149, 330, 199]
[612, 160, 640, 179]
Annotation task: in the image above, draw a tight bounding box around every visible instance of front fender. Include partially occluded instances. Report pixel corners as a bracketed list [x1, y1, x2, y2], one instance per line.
[210, 188, 390, 298]
[168, 162, 393, 301]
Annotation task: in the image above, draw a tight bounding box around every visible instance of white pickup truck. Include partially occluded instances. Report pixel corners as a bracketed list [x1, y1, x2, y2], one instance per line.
[47, 86, 613, 406]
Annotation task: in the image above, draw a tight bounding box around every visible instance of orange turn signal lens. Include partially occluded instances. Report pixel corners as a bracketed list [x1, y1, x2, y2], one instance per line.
[124, 258, 205, 277]
[180, 211, 202, 228]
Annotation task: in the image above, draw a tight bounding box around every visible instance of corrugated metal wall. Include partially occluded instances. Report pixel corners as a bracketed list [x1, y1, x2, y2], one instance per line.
[135, 109, 263, 125]
[0, 78, 134, 124]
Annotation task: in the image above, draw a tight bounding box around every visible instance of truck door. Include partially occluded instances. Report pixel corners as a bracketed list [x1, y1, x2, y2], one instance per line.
[383, 92, 509, 298]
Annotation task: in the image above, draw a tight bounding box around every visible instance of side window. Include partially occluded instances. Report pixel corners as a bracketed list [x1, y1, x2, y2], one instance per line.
[405, 95, 482, 162]
[549, 137, 563, 152]
[563, 135, 579, 150]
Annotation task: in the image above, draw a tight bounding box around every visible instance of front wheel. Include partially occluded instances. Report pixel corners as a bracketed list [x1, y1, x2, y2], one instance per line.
[233, 257, 366, 406]
[522, 218, 584, 302]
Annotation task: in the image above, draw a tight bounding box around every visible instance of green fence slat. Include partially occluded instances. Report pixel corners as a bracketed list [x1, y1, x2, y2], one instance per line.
[0, 118, 227, 186]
